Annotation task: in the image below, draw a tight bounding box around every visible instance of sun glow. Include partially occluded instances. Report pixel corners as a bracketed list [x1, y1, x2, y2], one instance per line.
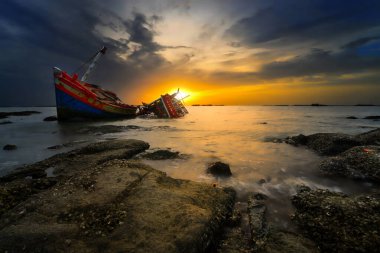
[168, 88, 192, 101]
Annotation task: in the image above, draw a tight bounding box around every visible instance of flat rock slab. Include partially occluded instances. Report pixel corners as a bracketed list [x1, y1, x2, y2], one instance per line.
[0, 140, 235, 253]
[292, 186, 380, 253]
[320, 145, 380, 182]
[1, 139, 150, 182]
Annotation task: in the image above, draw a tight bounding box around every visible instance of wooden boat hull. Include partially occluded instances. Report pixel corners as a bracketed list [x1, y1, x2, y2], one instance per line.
[145, 93, 188, 118]
[54, 68, 137, 121]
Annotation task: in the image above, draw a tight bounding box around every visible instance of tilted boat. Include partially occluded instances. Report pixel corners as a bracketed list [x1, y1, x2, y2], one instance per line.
[141, 90, 189, 118]
[53, 47, 137, 121]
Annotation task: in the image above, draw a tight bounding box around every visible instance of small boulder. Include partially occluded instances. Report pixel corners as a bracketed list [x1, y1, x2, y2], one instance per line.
[43, 116, 58, 121]
[346, 116, 357, 119]
[141, 150, 180, 160]
[207, 162, 232, 177]
[258, 178, 266, 185]
[3, 144, 17, 150]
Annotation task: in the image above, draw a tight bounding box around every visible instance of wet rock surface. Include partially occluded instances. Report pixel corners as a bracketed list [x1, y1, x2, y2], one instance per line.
[0, 140, 236, 253]
[283, 128, 380, 155]
[1, 140, 149, 183]
[0, 111, 40, 119]
[46, 140, 87, 150]
[207, 162, 232, 177]
[320, 146, 380, 182]
[217, 193, 319, 253]
[0, 121, 12, 125]
[292, 186, 380, 253]
[356, 128, 380, 145]
[3, 144, 17, 150]
[247, 193, 268, 250]
[285, 133, 360, 155]
[141, 149, 181, 160]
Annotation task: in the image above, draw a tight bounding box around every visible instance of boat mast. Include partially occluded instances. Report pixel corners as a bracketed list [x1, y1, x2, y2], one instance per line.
[80, 46, 107, 82]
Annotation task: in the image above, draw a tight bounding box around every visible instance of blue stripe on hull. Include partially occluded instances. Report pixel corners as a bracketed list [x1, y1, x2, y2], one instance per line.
[55, 88, 134, 120]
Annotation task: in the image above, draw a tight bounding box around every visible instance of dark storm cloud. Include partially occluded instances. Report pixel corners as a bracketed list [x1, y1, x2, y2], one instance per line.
[258, 48, 380, 79]
[342, 36, 380, 49]
[208, 44, 380, 84]
[222, 0, 380, 83]
[226, 0, 380, 47]
[0, 0, 166, 106]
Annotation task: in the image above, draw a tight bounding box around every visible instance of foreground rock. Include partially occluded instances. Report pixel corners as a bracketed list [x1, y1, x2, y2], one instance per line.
[283, 128, 380, 155]
[0, 111, 40, 119]
[217, 193, 318, 253]
[320, 146, 380, 182]
[292, 186, 380, 253]
[247, 193, 267, 250]
[207, 162, 232, 177]
[0, 140, 235, 253]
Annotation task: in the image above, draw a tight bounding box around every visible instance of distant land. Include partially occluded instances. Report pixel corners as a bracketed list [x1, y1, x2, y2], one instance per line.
[267, 104, 379, 107]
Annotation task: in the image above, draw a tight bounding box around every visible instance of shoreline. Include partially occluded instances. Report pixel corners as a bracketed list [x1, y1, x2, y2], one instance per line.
[1, 128, 380, 252]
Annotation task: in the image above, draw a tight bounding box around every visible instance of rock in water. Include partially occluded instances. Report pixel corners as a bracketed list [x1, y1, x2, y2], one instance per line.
[141, 150, 180, 160]
[292, 186, 380, 253]
[43, 116, 58, 121]
[320, 145, 380, 182]
[3, 144, 17, 150]
[346, 116, 357, 119]
[207, 162, 232, 177]
[283, 129, 380, 155]
[303, 133, 360, 155]
[364, 116, 380, 120]
[0, 111, 40, 119]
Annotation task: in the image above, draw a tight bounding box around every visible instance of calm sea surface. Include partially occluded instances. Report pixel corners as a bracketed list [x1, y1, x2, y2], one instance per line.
[1, 106, 380, 228]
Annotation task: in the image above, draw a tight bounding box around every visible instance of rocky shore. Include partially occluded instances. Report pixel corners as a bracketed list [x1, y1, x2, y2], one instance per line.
[292, 186, 380, 252]
[0, 140, 236, 252]
[1, 127, 380, 252]
[282, 128, 380, 155]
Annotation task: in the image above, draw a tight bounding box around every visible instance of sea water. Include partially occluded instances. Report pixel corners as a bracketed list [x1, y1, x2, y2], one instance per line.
[1, 106, 379, 228]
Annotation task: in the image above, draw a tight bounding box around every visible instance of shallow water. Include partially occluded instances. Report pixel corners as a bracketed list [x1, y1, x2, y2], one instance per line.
[1, 106, 380, 228]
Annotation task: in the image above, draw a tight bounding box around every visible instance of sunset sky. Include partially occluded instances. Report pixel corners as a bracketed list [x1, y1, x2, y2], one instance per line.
[1, 0, 380, 106]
